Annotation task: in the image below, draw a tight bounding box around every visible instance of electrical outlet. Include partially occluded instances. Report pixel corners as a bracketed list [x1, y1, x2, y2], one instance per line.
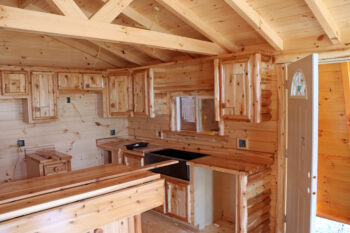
[237, 138, 248, 150]
[17, 140, 25, 147]
[110, 129, 115, 136]
[67, 97, 71, 103]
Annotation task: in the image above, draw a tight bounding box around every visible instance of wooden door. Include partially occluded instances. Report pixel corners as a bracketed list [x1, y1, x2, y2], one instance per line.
[108, 72, 132, 117]
[286, 54, 318, 233]
[132, 69, 155, 117]
[31, 72, 58, 121]
[220, 57, 253, 121]
[165, 177, 190, 223]
[83, 73, 104, 90]
[58, 72, 83, 90]
[1, 71, 29, 96]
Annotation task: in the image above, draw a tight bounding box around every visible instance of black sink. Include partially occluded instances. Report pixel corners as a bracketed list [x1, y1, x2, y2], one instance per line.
[145, 149, 208, 181]
[149, 149, 208, 161]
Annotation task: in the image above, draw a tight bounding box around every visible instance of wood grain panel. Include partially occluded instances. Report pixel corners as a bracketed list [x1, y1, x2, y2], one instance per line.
[317, 63, 350, 224]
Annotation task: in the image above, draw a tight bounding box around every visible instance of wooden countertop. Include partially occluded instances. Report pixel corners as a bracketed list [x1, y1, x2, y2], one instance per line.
[0, 161, 177, 222]
[96, 137, 274, 176]
[187, 150, 274, 176]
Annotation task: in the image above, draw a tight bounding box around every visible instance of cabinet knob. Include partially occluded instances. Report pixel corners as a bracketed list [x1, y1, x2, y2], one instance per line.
[94, 228, 103, 233]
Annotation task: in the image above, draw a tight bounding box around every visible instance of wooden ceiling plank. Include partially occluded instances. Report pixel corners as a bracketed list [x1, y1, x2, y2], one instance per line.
[19, 0, 37, 8]
[224, 0, 283, 50]
[155, 0, 237, 52]
[305, 0, 342, 44]
[0, 5, 225, 55]
[133, 46, 173, 62]
[90, 0, 134, 23]
[50, 37, 129, 68]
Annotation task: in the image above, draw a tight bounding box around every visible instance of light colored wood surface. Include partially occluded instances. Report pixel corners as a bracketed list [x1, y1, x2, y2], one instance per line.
[87, 215, 142, 233]
[0, 171, 164, 233]
[317, 63, 350, 224]
[1, 71, 29, 96]
[187, 152, 273, 176]
[142, 211, 234, 233]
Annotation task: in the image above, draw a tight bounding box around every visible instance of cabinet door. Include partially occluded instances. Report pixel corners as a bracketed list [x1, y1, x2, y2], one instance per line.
[132, 69, 155, 117]
[83, 73, 104, 90]
[165, 177, 190, 223]
[31, 72, 58, 121]
[220, 57, 253, 121]
[58, 72, 83, 90]
[108, 72, 132, 117]
[123, 152, 144, 168]
[1, 71, 29, 96]
[218, 54, 262, 123]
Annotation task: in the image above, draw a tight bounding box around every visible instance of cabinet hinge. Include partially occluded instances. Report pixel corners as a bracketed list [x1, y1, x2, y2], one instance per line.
[285, 80, 288, 89]
[284, 214, 287, 223]
[285, 150, 288, 158]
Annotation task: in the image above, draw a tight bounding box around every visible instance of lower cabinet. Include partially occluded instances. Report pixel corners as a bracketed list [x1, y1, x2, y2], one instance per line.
[153, 175, 191, 224]
[87, 215, 142, 233]
[123, 151, 144, 168]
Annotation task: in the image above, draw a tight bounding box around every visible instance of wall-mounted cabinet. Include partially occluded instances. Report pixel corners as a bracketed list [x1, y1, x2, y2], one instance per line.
[83, 73, 104, 90]
[108, 71, 133, 117]
[1, 71, 29, 96]
[215, 54, 262, 123]
[132, 69, 155, 117]
[107, 69, 155, 118]
[26, 72, 58, 123]
[58, 72, 83, 91]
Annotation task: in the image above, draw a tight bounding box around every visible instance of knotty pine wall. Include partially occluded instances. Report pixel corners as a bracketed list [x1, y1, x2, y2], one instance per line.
[0, 93, 128, 182]
[128, 59, 283, 231]
[318, 63, 350, 224]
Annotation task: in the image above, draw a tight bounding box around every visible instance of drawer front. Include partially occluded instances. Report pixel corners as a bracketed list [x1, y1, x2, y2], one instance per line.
[43, 162, 67, 176]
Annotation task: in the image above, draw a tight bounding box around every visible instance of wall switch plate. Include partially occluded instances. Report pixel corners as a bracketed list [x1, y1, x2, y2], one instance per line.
[67, 97, 71, 103]
[237, 138, 248, 150]
[110, 130, 115, 136]
[17, 140, 25, 147]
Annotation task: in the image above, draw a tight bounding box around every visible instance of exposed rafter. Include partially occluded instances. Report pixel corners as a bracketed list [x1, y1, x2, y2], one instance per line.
[132, 46, 173, 62]
[0, 5, 225, 55]
[224, 0, 283, 50]
[50, 0, 155, 65]
[90, 0, 134, 23]
[305, 0, 342, 44]
[155, 0, 237, 52]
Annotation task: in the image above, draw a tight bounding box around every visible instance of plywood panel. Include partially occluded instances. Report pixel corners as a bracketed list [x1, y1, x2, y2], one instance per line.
[317, 63, 350, 224]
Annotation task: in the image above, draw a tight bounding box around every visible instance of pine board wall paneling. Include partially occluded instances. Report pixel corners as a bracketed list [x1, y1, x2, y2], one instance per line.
[317, 63, 350, 224]
[0, 93, 128, 182]
[128, 59, 280, 231]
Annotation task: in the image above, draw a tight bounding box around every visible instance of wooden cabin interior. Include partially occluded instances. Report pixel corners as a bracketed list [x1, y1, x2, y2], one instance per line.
[0, 0, 349, 233]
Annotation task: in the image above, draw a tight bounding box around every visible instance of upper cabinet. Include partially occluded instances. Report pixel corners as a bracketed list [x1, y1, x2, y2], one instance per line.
[83, 73, 104, 90]
[107, 69, 155, 118]
[1, 71, 29, 96]
[108, 71, 133, 117]
[215, 54, 261, 123]
[58, 73, 83, 91]
[28, 72, 58, 122]
[132, 69, 155, 118]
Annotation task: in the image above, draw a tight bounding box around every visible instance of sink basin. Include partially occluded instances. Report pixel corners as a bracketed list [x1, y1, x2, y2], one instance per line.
[149, 149, 208, 161]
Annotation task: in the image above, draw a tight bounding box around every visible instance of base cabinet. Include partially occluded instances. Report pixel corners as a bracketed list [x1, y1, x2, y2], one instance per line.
[123, 151, 144, 168]
[87, 215, 142, 233]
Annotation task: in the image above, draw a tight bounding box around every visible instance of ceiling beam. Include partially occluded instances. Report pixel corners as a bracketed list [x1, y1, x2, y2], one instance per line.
[50, 0, 157, 65]
[133, 46, 173, 62]
[155, 0, 237, 52]
[224, 0, 283, 50]
[305, 0, 342, 44]
[90, 0, 134, 23]
[0, 5, 225, 55]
